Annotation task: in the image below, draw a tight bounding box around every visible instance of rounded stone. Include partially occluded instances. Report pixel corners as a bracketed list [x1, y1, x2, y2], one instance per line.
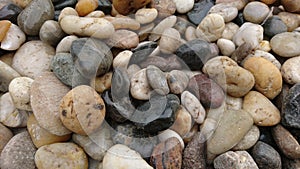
[0, 123, 13, 153]
[281, 0, 300, 13]
[243, 50, 281, 70]
[56, 35, 78, 53]
[232, 125, 260, 150]
[106, 15, 141, 31]
[222, 22, 239, 40]
[112, 0, 151, 15]
[181, 91, 206, 124]
[216, 0, 248, 10]
[243, 57, 282, 99]
[0, 131, 36, 169]
[31, 72, 71, 136]
[214, 151, 259, 169]
[149, 0, 176, 18]
[113, 50, 132, 69]
[282, 83, 300, 129]
[225, 94, 243, 110]
[75, 0, 98, 16]
[0, 3, 22, 24]
[208, 4, 238, 22]
[0, 60, 20, 92]
[0, 23, 26, 51]
[11, 0, 32, 8]
[173, 0, 193, 13]
[170, 106, 193, 137]
[167, 70, 189, 94]
[58, 7, 78, 23]
[233, 22, 264, 48]
[158, 129, 184, 149]
[130, 68, 152, 100]
[35, 143, 88, 169]
[217, 38, 235, 56]
[243, 1, 270, 24]
[185, 26, 197, 41]
[106, 30, 139, 49]
[263, 16, 288, 38]
[159, 28, 182, 54]
[94, 72, 112, 93]
[270, 32, 300, 57]
[39, 20, 65, 46]
[278, 12, 299, 32]
[149, 15, 177, 41]
[146, 65, 169, 95]
[135, 8, 158, 24]
[281, 56, 300, 84]
[12, 40, 55, 79]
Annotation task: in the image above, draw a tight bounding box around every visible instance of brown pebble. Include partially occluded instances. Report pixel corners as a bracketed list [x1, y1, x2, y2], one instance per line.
[113, 0, 151, 15]
[0, 20, 11, 42]
[75, 0, 98, 16]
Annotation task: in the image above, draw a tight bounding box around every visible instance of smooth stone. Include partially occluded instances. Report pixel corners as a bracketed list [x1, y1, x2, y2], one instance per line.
[113, 50, 132, 69]
[231, 42, 253, 64]
[183, 124, 199, 143]
[257, 40, 271, 52]
[57, 7, 78, 23]
[282, 83, 300, 129]
[106, 30, 139, 49]
[159, 28, 182, 54]
[281, 0, 300, 13]
[243, 57, 282, 99]
[104, 15, 140, 31]
[263, 16, 288, 38]
[0, 131, 36, 169]
[54, 0, 77, 10]
[150, 137, 182, 169]
[60, 85, 106, 135]
[127, 64, 141, 79]
[56, 35, 78, 53]
[94, 72, 112, 93]
[233, 22, 264, 48]
[112, 0, 151, 15]
[170, 106, 193, 137]
[139, 55, 183, 72]
[270, 32, 300, 57]
[0, 20, 11, 42]
[130, 68, 152, 100]
[199, 118, 218, 141]
[232, 125, 260, 150]
[103, 144, 153, 169]
[85, 10, 105, 18]
[0, 23, 26, 51]
[207, 109, 253, 155]
[214, 151, 258, 169]
[0, 52, 14, 66]
[251, 141, 282, 169]
[222, 22, 239, 40]
[39, 20, 65, 46]
[12, 40, 55, 79]
[243, 50, 281, 70]
[135, 8, 158, 24]
[129, 41, 157, 65]
[195, 13, 225, 42]
[173, 0, 193, 13]
[216, 0, 247, 10]
[172, 16, 191, 35]
[158, 129, 184, 149]
[175, 39, 212, 70]
[167, 70, 189, 94]
[75, 0, 98, 16]
[146, 65, 169, 95]
[278, 12, 299, 32]
[243, 91, 281, 126]
[27, 114, 71, 148]
[243, 1, 270, 24]
[0, 93, 28, 127]
[203, 56, 255, 98]
[149, 0, 176, 18]
[60, 15, 115, 39]
[182, 132, 206, 169]
[217, 38, 235, 56]
[0, 123, 12, 153]
[181, 91, 206, 124]
[72, 123, 114, 161]
[17, 0, 54, 36]
[208, 4, 238, 22]
[225, 94, 243, 110]
[111, 68, 130, 100]
[11, 0, 32, 8]
[149, 15, 177, 41]
[30, 72, 71, 136]
[88, 158, 101, 169]
[138, 23, 155, 41]
[0, 3, 22, 23]
[185, 26, 197, 41]
[281, 56, 300, 84]
[187, 0, 214, 25]
[35, 143, 88, 169]
[0, 60, 20, 92]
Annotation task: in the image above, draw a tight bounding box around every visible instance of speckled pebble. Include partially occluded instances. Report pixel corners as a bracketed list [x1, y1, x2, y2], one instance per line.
[181, 91, 206, 124]
[130, 68, 152, 100]
[214, 151, 258, 169]
[281, 56, 300, 84]
[158, 129, 184, 149]
[282, 83, 300, 129]
[232, 125, 260, 150]
[150, 0, 176, 18]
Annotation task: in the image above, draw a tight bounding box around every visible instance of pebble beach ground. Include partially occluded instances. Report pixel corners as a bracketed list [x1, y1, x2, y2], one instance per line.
[0, 0, 300, 168]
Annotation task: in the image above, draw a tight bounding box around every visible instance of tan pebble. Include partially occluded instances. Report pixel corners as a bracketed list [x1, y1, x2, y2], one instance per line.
[112, 0, 151, 15]
[113, 50, 133, 69]
[12, 0, 32, 8]
[135, 8, 158, 24]
[260, 0, 277, 5]
[183, 124, 199, 143]
[243, 50, 281, 70]
[0, 20, 11, 42]
[167, 70, 189, 94]
[222, 22, 239, 40]
[75, 0, 98, 16]
[149, 0, 176, 18]
[58, 7, 79, 23]
[159, 28, 182, 54]
[0, 123, 13, 153]
[149, 15, 177, 41]
[258, 40, 271, 52]
[106, 30, 139, 49]
[94, 72, 112, 93]
[56, 35, 79, 53]
[104, 15, 140, 30]
[281, 0, 300, 13]
[281, 56, 300, 84]
[278, 12, 299, 32]
[170, 106, 193, 137]
[85, 10, 105, 18]
[215, 0, 248, 10]
[232, 125, 260, 150]
[130, 68, 152, 100]
[0, 52, 14, 66]
[243, 57, 282, 99]
[185, 26, 197, 41]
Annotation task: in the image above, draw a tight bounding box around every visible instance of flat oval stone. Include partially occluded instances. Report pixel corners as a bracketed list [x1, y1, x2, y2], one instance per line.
[130, 68, 152, 100]
[0, 131, 36, 169]
[217, 38, 235, 56]
[75, 0, 98, 16]
[181, 91, 206, 124]
[17, 0, 54, 35]
[146, 65, 169, 95]
[113, 50, 132, 69]
[263, 16, 288, 38]
[149, 15, 177, 41]
[187, 0, 214, 25]
[159, 28, 182, 54]
[60, 85, 106, 135]
[135, 8, 158, 24]
[282, 83, 300, 129]
[207, 109, 253, 155]
[149, 0, 176, 17]
[35, 143, 88, 169]
[0, 123, 13, 153]
[56, 35, 78, 53]
[106, 30, 139, 49]
[0, 3, 22, 24]
[270, 32, 300, 57]
[0, 60, 20, 92]
[281, 56, 300, 85]
[12, 40, 55, 79]
[243, 50, 281, 70]
[243, 1, 270, 24]
[233, 22, 264, 48]
[39, 20, 65, 46]
[208, 4, 238, 22]
[104, 15, 140, 31]
[170, 106, 193, 137]
[167, 70, 189, 94]
[232, 125, 260, 150]
[243, 57, 282, 99]
[214, 151, 258, 169]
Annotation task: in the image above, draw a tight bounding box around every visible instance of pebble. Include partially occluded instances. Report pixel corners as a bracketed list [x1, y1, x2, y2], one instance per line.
[1, 23, 26, 51]
[0, 20, 11, 42]
[270, 32, 300, 57]
[199, 117, 218, 140]
[30, 72, 71, 136]
[146, 65, 169, 95]
[17, 0, 54, 36]
[97, 0, 112, 14]
[187, 0, 214, 25]
[111, 68, 131, 100]
[0, 131, 36, 169]
[0, 123, 13, 153]
[272, 124, 300, 159]
[94, 72, 112, 93]
[106, 30, 139, 49]
[281, 56, 300, 84]
[39, 20, 65, 46]
[207, 109, 253, 155]
[251, 141, 282, 169]
[225, 94, 243, 110]
[281, 0, 300, 13]
[214, 151, 259, 169]
[195, 13, 225, 42]
[112, 0, 151, 15]
[130, 68, 152, 100]
[278, 12, 299, 32]
[232, 125, 260, 150]
[243, 57, 282, 99]
[216, 0, 247, 10]
[58, 7, 78, 23]
[12, 41, 55, 79]
[113, 50, 132, 69]
[243, 1, 270, 24]
[149, 15, 177, 41]
[222, 22, 239, 40]
[54, 0, 77, 10]
[149, 0, 176, 18]
[85, 10, 105, 18]
[0, 3, 22, 24]
[150, 137, 182, 169]
[181, 91, 206, 124]
[282, 83, 300, 129]
[185, 26, 197, 41]
[233, 22, 264, 48]
[60, 15, 115, 39]
[140, 55, 183, 72]
[173, 0, 193, 14]
[217, 38, 235, 56]
[27, 114, 71, 148]
[0, 60, 20, 92]
[129, 41, 157, 65]
[159, 28, 182, 54]
[258, 40, 271, 52]
[243, 50, 281, 70]
[75, 0, 98, 16]
[135, 8, 158, 24]
[263, 16, 288, 37]
[170, 106, 193, 137]
[282, 157, 300, 169]
[102, 144, 153, 169]
[104, 15, 141, 30]
[11, 0, 32, 8]
[167, 70, 189, 94]
[56, 35, 78, 53]
[158, 129, 184, 149]
[35, 142, 88, 169]
[208, 4, 238, 23]
[203, 56, 255, 98]
[60, 85, 106, 135]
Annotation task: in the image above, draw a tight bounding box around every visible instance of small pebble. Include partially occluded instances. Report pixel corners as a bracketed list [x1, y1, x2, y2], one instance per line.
[214, 151, 259, 169]
[217, 38, 235, 56]
[0, 60, 20, 92]
[0, 123, 13, 153]
[135, 8, 158, 24]
[149, 0, 176, 18]
[75, 0, 98, 16]
[159, 28, 182, 54]
[112, 0, 151, 15]
[282, 83, 300, 129]
[146, 65, 169, 95]
[39, 20, 66, 46]
[106, 30, 139, 49]
[243, 50, 281, 70]
[281, 56, 300, 84]
[173, 0, 194, 14]
[270, 32, 300, 57]
[0, 23, 26, 51]
[113, 50, 132, 69]
[208, 4, 238, 22]
[263, 16, 288, 37]
[158, 129, 184, 149]
[232, 125, 260, 150]
[221, 22, 239, 40]
[233, 22, 264, 48]
[170, 106, 193, 137]
[130, 68, 152, 100]
[278, 12, 299, 32]
[0, 20, 11, 42]
[94, 72, 112, 93]
[56, 35, 78, 53]
[149, 15, 177, 41]
[243, 1, 270, 24]
[187, 0, 214, 25]
[167, 70, 189, 94]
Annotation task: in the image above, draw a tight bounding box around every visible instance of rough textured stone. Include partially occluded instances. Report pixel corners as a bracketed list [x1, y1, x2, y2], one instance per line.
[282, 83, 300, 129]
[214, 151, 259, 169]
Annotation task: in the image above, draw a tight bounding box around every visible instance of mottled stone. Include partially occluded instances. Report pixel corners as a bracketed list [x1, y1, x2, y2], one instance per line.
[187, 0, 214, 25]
[278, 12, 299, 32]
[281, 56, 300, 84]
[167, 70, 189, 94]
[282, 83, 300, 129]
[233, 125, 260, 150]
[130, 68, 152, 100]
[0, 123, 13, 153]
[243, 1, 270, 24]
[214, 151, 258, 169]
[158, 129, 185, 149]
[243, 50, 281, 70]
[222, 22, 239, 40]
[181, 91, 206, 124]
[233, 22, 264, 48]
[106, 30, 139, 49]
[270, 32, 300, 57]
[149, 0, 176, 17]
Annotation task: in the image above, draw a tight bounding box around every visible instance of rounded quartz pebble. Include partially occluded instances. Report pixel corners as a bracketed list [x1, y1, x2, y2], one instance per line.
[208, 4, 238, 22]
[173, 0, 194, 13]
[8, 77, 33, 111]
[146, 65, 169, 95]
[0, 60, 20, 92]
[222, 22, 239, 40]
[278, 12, 299, 32]
[167, 70, 189, 94]
[263, 16, 288, 38]
[27, 114, 71, 148]
[233, 22, 263, 48]
[0, 123, 13, 153]
[56, 35, 78, 53]
[60, 85, 106, 135]
[135, 8, 158, 24]
[282, 83, 300, 129]
[232, 125, 260, 150]
[270, 32, 300, 57]
[281, 56, 300, 84]
[75, 0, 98, 16]
[0, 131, 36, 169]
[170, 106, 193, 137]
[217, 38, 235, 56]
[35, 142, 88, 169]
[12, 40, 55, 79]
[243, 57, 282, 99]
[113, 50, 132, 69]
[159, 28, 182, 54]
[39, 20, 65, 46]
[30, 72, 71, 136]
[130, 68, 152, 100]
[181, 91, 206, 124]
[149, 15, 177, 41]
[214, 151, 258, 169]
[243, 1, 270, 24]
[0, 23, 26, 51]
[106, 29, 139, 49]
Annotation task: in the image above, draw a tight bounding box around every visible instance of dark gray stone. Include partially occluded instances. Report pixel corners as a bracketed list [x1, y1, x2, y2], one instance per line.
[129, 42, 157, 66]
[54, 0, 77, 10]
[263, 16, 288, 37]
[0, 3, 22, 24]
[282, 83, 300, 129]
[187, 0, 214, 25]
[97, 0, 112, 14]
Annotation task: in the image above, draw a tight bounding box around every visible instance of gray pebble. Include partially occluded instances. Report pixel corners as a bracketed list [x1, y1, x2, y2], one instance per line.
[146, 65, 169, 95]
[39, 20, 66, 46]
[243, 1, 270, 24]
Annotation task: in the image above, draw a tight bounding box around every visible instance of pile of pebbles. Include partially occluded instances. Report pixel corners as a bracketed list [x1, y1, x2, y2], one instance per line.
[1, 0, 300, 168]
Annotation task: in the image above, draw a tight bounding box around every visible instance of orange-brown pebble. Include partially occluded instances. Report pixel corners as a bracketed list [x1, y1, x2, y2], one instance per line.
[260, 0, 277, 5]
[281, 0, 300, 13]
[113, 0, 151, 15]
[0, 20, 11, 42]
[75, 0, 99, 16]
